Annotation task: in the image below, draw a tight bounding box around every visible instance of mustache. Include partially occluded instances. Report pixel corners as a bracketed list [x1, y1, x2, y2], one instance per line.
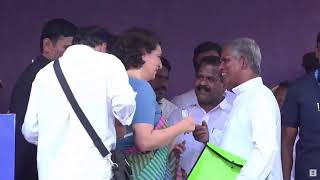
[196, 85, 210, 92]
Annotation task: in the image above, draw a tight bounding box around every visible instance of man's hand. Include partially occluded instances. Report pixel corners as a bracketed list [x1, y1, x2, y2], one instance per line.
[176, 166, 187, 180]
[193, 121, 209, 143]
[171, 141, 186, 158]
[171, 141, 187, 180]
[281, 126, 298, 180]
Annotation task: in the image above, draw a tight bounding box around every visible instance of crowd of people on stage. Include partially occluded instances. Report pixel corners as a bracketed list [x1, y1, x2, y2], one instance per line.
[7, 18, 320, 180]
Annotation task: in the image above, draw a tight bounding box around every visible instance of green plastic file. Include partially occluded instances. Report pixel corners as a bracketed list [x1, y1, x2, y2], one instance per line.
[188, 143, 246, 180]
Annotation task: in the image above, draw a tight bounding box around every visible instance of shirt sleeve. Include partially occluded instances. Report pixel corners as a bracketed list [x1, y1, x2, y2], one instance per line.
[132, 82, 156, 125]
[281, 84, 299, 128]
[21, 75, 41, 145]
[237, 94, 280, 180]
[107, 58, 136, 126]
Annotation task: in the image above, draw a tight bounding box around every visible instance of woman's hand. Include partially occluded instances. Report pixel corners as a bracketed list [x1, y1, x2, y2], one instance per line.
[180, 116, 196, 133]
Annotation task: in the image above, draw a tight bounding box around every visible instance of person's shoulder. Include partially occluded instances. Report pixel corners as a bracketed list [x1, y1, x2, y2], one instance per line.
[95, 52, 119, 62]
[129, 77, 153, 91]
[27, 55, 51, 72]
[246, 82, 277, 105]
[258, 84, 276, 97]
[21, 62, 37, 76]
[38, 59, 54, 71]
[14, 64, 34, 86]
[92, 53, 127, 75]
[289, 73, 315, 89]
[160, 98, 178, 110]
[161, 98, 177, 106]
[34, 61, 54, 81]
[14, 56, 49, 84]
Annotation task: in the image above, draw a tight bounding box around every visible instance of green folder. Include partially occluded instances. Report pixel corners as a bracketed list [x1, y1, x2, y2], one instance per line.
[188, 143, 246, 180]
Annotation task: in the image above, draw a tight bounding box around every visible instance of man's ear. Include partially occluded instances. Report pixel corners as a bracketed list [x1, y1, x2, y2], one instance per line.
[240, 55, 249, 69]
[102, 42, 107, 53]
[42, 38, 53, 54]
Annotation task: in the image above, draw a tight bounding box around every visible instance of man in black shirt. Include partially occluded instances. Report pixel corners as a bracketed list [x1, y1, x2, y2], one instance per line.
[282, 32, 320, 180]
[10, 18, 77, 180]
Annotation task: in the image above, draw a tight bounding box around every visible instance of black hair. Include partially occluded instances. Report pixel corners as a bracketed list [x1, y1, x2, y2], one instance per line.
[195, 55, 221, 74]
[196, 55, 222, 82]
[72, 26, 115, 48]
[111, 27, 160, 70]
[40, 18, 77, 52]
[193, 41, 222, 69]
[302, 52, 320, 73]
[161, 56, 171, 72]
[278, 81, 289, 89]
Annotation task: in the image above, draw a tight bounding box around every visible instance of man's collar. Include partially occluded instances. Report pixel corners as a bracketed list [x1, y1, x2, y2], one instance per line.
[218, 97, 232, 111]
[194, 97, 232, 114]
[38, 54, 51, 62]
[232, 77, 262, 95]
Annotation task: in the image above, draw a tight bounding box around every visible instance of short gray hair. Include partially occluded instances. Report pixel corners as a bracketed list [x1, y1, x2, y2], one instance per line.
[226, 38, 262, 75]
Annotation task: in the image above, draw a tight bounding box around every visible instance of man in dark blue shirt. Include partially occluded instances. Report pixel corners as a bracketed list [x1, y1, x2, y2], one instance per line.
[9, 18, 77, 180]
[282, 32, 320, 180]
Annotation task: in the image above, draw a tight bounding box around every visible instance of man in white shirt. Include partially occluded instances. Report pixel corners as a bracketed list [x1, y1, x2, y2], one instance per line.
[22, 26, 136, 180]
[171, 41, 222, 108]
[169, 56, 232, 174]
[149, 56, 178, 119]
[219, 38, 282, 180]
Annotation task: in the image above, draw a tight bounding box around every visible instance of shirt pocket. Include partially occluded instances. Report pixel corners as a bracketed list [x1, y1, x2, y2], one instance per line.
[210, 129, 224, 146]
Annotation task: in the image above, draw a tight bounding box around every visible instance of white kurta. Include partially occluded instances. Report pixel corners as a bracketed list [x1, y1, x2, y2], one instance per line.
[168, 98, 232, 174]
[22, 45, 136, 180]
[220, 77, 283, 180]
[159, 98, 178, 120]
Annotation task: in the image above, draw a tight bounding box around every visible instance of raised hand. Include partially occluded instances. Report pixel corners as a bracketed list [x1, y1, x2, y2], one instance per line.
[193, 121, 209, 143]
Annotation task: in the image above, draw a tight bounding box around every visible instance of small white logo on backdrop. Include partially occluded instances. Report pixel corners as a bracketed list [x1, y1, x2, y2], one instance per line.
[309, 169, 317, 177]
